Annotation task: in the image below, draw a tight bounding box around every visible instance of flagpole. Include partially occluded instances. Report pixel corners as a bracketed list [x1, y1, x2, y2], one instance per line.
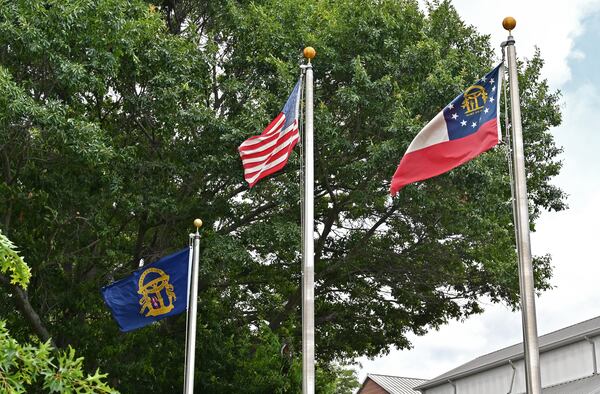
[302, 46, 316, 394]
[503, 17, 542, 394]
[184, 218, 202, 394]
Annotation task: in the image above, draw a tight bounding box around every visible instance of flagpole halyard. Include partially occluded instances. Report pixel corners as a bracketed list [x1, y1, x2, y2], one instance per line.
[302, 46, 316, 394]
[503, 17, 543, 394]
[184, 219, 202, 394]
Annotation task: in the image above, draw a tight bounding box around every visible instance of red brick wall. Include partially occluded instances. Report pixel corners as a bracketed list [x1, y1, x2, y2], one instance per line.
[358, 378, 389, 394]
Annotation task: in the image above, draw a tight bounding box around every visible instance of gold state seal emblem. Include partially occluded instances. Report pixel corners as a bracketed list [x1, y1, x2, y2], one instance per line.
[461, 84, 488, 115]
[138, 267, 176, 317]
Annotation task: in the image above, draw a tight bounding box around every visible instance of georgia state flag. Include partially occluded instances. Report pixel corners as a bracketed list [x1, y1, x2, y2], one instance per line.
[101, 248, 191, 332]
[390, 64, 503, 195]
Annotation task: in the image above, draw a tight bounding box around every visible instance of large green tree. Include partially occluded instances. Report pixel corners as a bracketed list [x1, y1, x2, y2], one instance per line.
[0, 230, 116, 393]
[0, 0, 564, 392]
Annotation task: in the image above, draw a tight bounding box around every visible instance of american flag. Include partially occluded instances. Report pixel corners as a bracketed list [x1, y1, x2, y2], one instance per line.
[238, 79, 302, 188]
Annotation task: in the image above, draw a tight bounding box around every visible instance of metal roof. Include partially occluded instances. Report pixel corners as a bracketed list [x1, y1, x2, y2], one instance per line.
[366, 374, 428, 394]
[417, 315, 600, 390]
[539, 373, 600, 394]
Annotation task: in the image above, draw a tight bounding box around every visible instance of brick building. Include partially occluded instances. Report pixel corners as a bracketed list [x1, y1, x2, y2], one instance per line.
[358, 374, 427, 394]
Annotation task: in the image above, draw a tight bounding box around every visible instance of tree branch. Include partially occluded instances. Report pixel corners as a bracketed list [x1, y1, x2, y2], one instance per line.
[0, 273, 56, 347]
[131, 213, 148, 268]
[270, 202, 400, 332]
[315, 207, 338, 265]
[268, 285, 301, 332]
[1, 147, 12, 184]
[218, 201, 279, 234]
[314, 157, 343, 264]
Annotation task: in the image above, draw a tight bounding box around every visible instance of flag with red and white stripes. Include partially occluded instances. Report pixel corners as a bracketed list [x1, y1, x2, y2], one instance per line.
[238, 79, 302, 188]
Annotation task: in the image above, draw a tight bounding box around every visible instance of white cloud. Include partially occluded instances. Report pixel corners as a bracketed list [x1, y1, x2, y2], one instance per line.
[531, 84, 600, 330]
[452, 0, 600, 88]
[570, 49, 586, 61]
[358, 306, 523, 380]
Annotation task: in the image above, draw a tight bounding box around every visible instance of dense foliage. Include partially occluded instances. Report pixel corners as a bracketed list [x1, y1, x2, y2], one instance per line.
[0, 321, 117, 393]
[0, 229, 30, 289]
[0, 232, 115, 392]
[0, 0, 564, 392]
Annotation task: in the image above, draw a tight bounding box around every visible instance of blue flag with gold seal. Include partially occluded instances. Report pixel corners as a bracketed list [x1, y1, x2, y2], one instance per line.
[101, 248, 190, 332]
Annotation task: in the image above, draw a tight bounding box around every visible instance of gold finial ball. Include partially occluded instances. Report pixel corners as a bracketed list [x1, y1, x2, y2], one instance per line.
[303, 47, 316, 60]
[502, 16, 516, 32]
[193, 219, 203, 229]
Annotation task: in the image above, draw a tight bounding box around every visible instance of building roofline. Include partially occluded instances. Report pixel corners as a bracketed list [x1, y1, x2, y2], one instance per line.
[368, 373, 428, 381]
[416, 321, 600, 390]
[359, 373, 429, 393]
[357, 376, 381, 394]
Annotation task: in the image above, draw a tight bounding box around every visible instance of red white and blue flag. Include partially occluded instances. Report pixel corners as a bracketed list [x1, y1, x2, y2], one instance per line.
[390, 64, 503, 195]
[239, 80, 302, 188]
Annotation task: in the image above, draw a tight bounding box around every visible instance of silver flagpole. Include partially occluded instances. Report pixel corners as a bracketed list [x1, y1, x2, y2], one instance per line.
[302, 46, 316, 394]
[503, 17, 542, 394]
[184, 219, 202, 394]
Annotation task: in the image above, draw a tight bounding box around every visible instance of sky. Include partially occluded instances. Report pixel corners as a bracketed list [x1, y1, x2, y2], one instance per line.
[358, 0, 600, 383]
